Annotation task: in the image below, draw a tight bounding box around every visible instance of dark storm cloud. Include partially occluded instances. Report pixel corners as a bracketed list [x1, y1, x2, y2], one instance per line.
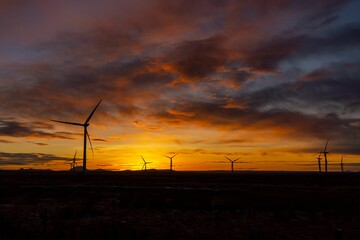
[0, 119, 77, 139]
[298, 23, 360, 55]
[295, 0, 347, 30]
[0, 152, 67, 165]
[240, 23, 359, 72]
[169, 36, 227, 78]
[40, 25, 143, 65]
[242, 35, 306, 72]
[243, 62, 360, 116]
[306, 15, 339, 29]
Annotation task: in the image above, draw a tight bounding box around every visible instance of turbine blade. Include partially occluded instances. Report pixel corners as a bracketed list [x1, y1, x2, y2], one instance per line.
[73, 150, 77, 160]
[225, 156, 232, 162]
[172, 152, 178, 158]
[233, 158, 241, 162]
[51, 120, 83, 126]
[85, 99, 102, 124]
[141, 155, 146, 163]
[163, 155, 171, 159]
[87, 132, 94, 158]
[323, 139, 329, 152]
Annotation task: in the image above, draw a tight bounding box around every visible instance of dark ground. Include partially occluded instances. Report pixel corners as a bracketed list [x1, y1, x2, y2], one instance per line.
[0, 170, 359, 240]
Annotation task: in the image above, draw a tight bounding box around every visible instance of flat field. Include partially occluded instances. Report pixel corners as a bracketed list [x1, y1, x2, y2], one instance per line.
[0, 170, 359, 239]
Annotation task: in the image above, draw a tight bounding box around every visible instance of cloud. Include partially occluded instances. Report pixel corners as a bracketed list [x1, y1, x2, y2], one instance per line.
[181, 148, 247, 156]
[153, 100, 360, 153]
[241, 35, 307, 72]
[0, 118, 77, 139]
[1, 0, 356, 123]
[0, 152, 67, 165]
[27, 141, 49, 146]
[243, 61, 360, 118]
[92, 138, 108, 142]
[0, 139, 15, 144]
[168, 36, 227, 79]
[299, 23, 360, 55]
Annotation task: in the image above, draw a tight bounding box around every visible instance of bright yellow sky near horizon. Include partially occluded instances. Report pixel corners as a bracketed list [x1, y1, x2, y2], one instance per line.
[1, 120, 358, 172]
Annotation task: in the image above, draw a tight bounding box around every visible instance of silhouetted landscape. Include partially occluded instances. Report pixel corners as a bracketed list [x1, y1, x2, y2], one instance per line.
[1, 170, 359, 239]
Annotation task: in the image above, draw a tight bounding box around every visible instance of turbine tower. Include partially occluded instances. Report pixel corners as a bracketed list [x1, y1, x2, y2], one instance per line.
[225, 156, 241, 172]
[141, 155, 152, 171]
[52, 100, 102, 173]
[163, 153, 178, 171]
[340, 155, 344, 173]
[317, 152, 322, 173]
[320, 140, 329, 173]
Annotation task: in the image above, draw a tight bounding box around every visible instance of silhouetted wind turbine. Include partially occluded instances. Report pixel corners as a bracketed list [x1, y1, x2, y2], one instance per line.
[65, 150, 78, 171]
[141, 155, 152, 171]
[163, 153, 178, 171]
[320, 140, 329, 173]
[68, 150, 78, 172]
[340, 155, 344, 173]
[225, 156, 241, 172]
[51, 100, 102, 173]
[317, 152, 322, 173]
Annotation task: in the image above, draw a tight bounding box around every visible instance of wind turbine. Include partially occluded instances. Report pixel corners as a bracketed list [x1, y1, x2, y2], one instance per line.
[51, 99, 102, 173]
[340, 155, 344, 173]
[317, 152, 322, 173]
[141, 155, 152, 171]
[320, 140, 329, 173]
[163, 153, 178, 171]
[225, 156, 241, 172]
[66, 150, 78, 172]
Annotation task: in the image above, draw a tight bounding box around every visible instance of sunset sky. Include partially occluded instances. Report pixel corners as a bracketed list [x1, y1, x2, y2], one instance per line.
[0, 0, 359, 171]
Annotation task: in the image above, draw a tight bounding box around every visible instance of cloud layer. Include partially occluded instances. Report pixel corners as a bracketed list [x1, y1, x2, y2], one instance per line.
[0, 0, 359, 169]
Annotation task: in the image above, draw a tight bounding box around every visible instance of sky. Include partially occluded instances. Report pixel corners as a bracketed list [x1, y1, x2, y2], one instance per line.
[0, 0, 359, 171]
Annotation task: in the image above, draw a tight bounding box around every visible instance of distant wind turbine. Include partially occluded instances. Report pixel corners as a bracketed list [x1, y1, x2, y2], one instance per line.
[141, 155, 152, 171]
[317, 152, 322, 173]
[66, 150, 78, 172]
[340, 155, 344, 173]
[51, 100, 102, 173]
[225, 156, 241, 172]
[320, 140, 329, 173]
[163, 153, 178, 171]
